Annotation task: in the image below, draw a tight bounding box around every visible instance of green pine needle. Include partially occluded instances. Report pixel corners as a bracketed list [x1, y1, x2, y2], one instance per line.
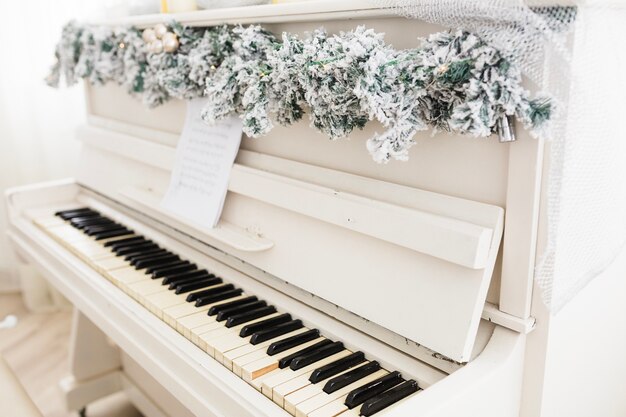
[528, 97, 552, 127]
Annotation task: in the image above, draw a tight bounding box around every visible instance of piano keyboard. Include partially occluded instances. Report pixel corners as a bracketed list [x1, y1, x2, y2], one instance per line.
[36, 207, 421, 417]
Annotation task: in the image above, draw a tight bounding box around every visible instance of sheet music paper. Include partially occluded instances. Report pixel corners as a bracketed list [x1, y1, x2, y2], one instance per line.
[161, 99, 243, 228]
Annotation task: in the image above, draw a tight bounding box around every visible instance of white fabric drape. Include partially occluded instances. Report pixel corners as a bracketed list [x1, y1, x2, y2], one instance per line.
[534, 5, 626, 311]
[0, 2, 101, 291]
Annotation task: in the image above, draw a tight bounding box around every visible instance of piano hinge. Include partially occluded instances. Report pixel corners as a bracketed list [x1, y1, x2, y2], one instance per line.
[482, 302, 536, 334]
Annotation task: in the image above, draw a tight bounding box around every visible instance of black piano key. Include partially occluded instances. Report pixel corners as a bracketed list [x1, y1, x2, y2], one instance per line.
[84, 224, 126, 235]
[162, 270, 211, 286]
[124, 248, 168, 265]
[105, 236, 146, 248]
[267, 329, 320, 356]
[342, 369, 401, 405]
[309, 351, 366, 384]
[225, 305, 277, 328]
[86, 227, 127, 238]
[69, 214, 108, 221]
[115, 242, 159, 256]
[55, 207, 93, 217]
[289, 341, 344, 371]
[239, 313, 292, 338]
[134, 254, 179, 269]
[129, 250, 171, 265]
[249, 320, 304, 345]
[359, 380, 418, 416]
[120, 245, 162, 263]
[166, 273, 209, 288]
[194, 288, 243, 305]
[113, 238, 152, 250]
[325, 362, 383, 396]
[168, 274, 217, 290]
[145, 260, 188, 274]
[174, 278, 222, 294]
[203, 288, 250, 316]
[81, 222, 120, 231]
[69, 213, 108, 221]
[94, 229, 134, 240]
[151, 263, 197, 279]
[216, 300, 267, 321]
[122, 245, 165, 262]
[71, 217, 113, 228]
[278, 339, 334, 369]
[57, 209, 99, 220]
[187, 277, 235, 307]
[165, 273, 212, 288]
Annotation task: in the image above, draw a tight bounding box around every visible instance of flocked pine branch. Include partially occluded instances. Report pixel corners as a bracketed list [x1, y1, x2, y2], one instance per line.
[201, 25, 277, 137]
[47, 21, 554, 163]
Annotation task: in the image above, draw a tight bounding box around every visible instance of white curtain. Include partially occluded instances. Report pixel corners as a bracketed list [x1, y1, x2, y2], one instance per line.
[0, 1, 102, 291]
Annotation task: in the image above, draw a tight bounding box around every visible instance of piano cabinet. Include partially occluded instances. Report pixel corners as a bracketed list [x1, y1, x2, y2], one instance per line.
[5, 3, 626, 417]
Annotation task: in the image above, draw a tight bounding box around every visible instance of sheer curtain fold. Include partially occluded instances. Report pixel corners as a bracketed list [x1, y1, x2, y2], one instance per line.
[0, 2, 99, 290]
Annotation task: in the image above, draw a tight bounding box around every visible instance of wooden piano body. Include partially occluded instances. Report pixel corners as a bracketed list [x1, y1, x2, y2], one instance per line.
[5, 2, 626, 417]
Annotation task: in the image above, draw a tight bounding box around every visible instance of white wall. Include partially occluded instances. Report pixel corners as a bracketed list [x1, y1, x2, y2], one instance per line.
[521, 246, 626, 417]
[0, 2, 101, 290]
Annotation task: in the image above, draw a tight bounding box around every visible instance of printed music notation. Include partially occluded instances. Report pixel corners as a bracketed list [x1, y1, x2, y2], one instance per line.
[161, 99, 243, 228]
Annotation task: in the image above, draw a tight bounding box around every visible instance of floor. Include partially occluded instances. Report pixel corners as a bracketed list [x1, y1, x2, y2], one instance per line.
[0, 292, 142, 417]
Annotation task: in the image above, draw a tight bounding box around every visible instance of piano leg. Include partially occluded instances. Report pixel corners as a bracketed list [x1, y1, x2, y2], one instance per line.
[59, 310, 123, 413]
[13, 251, 67, 313]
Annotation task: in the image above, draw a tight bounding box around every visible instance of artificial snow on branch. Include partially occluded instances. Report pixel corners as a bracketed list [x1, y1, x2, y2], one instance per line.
[47, 21, 552, 163]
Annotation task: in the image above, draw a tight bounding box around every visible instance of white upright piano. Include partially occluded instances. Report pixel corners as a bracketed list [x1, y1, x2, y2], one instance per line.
[6, 2, 626, 417]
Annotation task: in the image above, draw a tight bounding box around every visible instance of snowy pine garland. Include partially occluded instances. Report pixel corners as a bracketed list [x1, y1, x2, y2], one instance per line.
[48, 21, 552, 163]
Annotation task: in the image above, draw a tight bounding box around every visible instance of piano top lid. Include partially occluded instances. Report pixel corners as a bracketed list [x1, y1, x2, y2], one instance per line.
[90, 0, 577, 28]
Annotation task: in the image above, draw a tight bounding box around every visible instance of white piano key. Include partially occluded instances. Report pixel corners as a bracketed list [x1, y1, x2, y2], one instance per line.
[238, 337, 327, 382]
[173, 302, 229, 334]
[272, 363, 361, 408]
[214, 323, 311, 366]
[249, 368, 283, 391]
[47, 225, 92, 243]
[200, 313, 282, 356]
[144, 291, 189, 317]
[72, 241, 114, 260]
[222, 328, 309, 371]
[163, 302, 210, 328]
[260, 350, 352, 399]
[273, 373, 317, 407]
[292, 369, 388, 417]
[107, 267, 149, 287]
[34, 209, 424, 417]
[307, 397, 350, 417]
[178, 294, 251, 339]
[284, 383, 325, 415]
[212, 333, 253, 363]
[93, 256, 131, 272]
[307, 390, 361, 417]
[127, 279, 168, 302]
[145, 282, 228, 317]
[177, 308, 218, 335]
[190, 320, 224, 345]
[187, 300, 265, 340]
[33, 216, 66, 229]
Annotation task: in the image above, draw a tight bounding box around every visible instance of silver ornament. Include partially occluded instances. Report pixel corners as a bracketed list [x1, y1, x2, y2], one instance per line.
[497, 115, 517, 143]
